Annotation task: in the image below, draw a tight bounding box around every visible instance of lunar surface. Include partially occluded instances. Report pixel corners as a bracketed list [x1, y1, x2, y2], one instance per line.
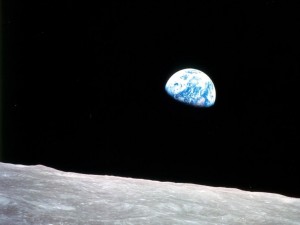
[165, 68, 216, 107]
[0, 162, 300, 225]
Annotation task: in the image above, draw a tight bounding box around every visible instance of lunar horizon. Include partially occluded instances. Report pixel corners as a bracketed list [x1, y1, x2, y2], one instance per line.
[1, 162, 299, 224]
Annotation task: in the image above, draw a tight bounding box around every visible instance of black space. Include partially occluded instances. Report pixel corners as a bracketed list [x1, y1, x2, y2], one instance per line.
[2, 1, 300, 198]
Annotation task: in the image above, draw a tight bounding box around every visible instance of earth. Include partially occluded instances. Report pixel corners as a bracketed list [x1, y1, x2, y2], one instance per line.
[165, 68, 216, 107]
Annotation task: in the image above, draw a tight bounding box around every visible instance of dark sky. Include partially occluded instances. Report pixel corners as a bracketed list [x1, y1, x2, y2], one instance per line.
[2, 1, 300, 197]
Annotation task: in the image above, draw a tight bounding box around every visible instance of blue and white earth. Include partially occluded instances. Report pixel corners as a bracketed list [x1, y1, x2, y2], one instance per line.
[165, 68, 216, 107]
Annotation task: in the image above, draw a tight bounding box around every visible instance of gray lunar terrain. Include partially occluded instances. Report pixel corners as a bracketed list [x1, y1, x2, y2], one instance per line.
[0, 162, 299, 225]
